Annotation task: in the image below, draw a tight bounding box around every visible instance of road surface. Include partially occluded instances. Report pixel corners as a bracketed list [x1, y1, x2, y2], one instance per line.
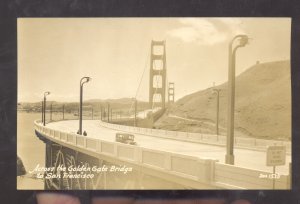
[46, 120, 291, 174]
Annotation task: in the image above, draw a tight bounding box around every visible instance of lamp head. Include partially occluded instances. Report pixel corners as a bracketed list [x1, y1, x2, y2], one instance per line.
[238, 35, 249, 47]
[212, 88, 221, 94]
[82, 76, 92, 83]
[86, 77, 91, 82]
[44, 91, 50, 96]
[81, 76, 92, 85]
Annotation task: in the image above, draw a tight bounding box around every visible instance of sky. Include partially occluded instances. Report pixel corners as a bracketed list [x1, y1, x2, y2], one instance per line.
[18, 18, 291, 103]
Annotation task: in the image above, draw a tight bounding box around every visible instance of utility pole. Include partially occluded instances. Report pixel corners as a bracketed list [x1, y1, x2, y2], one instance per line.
[216, 91, 220, 136]
[62, 104, 65, 120]
[134, 99, 137, 127]
[111, 108, 113, 121]
[50, 103, 52, 121]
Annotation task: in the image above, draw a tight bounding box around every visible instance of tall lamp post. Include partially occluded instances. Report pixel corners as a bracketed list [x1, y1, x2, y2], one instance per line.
[41, 101, 44, 124]
[107, 103, 110, 122]
[43, 91, 50, 126]
[213, 88, 221, 137]
[100, 105, 103, 121]
[78, 77, 91, 135]
[50, 103, 53, 121]
[226, 34, 249, 165]
[62, 104, 65, 120]
[134, 98, 137, 127]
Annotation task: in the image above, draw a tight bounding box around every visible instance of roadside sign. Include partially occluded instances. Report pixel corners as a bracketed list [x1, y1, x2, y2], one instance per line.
[266, 146, 286, 166]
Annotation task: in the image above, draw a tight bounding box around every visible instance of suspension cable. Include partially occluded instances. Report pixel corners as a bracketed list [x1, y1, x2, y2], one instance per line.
[128, 46, 150, 114]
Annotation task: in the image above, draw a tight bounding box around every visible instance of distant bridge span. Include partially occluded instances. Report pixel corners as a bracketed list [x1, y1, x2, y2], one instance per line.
[34, 119, 291, 190]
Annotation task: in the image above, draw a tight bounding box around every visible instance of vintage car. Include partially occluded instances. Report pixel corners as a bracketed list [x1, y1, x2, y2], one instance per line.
[115, 133, 137, 145]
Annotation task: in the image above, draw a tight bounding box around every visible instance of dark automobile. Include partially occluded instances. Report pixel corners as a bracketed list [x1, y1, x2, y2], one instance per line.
[115, 133, 137, 145]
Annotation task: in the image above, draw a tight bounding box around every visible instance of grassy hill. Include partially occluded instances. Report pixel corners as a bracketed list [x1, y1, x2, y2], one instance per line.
[155, 60, 291, 140]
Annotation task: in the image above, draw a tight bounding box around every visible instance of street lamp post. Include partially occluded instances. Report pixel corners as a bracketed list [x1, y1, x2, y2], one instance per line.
[226, 34, 249, 165]
[50, 103, 53, 121]
[134, 99, 137, 127]
[100, 106, 103, 121]
[43, 91, 50, 126]
[107, 103, 110, 122]
[62, 104, 65, 120]
[41, 101, 44, 124]
[78, 77, 91, 135]
[78, 108, 79, 119]
[213, 88, 221, 137]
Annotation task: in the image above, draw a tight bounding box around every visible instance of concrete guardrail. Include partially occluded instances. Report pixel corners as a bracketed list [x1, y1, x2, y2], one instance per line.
[34, 120, 291, 189]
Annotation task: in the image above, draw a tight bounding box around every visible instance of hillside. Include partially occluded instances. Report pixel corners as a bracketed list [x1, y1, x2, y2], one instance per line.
[155, 60, 291, 140]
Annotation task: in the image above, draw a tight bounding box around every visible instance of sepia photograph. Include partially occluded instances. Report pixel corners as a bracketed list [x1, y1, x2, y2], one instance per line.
[17, 17, 291, 190]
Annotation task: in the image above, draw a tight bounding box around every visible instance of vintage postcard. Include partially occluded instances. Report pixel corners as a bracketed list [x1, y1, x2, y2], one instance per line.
[17, 18, 291, 190]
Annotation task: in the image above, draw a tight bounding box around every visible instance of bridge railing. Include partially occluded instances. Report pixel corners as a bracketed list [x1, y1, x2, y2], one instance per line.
[34, 120, 219, 188]
[35, 120, 291, 189]
[99, 121, 291, 152]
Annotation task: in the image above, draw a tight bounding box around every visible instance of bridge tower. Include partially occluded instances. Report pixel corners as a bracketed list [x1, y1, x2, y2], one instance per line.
[149, 40, 167, 109]
[168, 82, 175, 105]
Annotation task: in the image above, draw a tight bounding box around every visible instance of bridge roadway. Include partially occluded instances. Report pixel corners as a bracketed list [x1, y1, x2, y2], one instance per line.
[46, 120, 291, 175]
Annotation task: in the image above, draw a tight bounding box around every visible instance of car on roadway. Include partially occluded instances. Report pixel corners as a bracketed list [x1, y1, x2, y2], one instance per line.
[115, 133, 137, 145]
